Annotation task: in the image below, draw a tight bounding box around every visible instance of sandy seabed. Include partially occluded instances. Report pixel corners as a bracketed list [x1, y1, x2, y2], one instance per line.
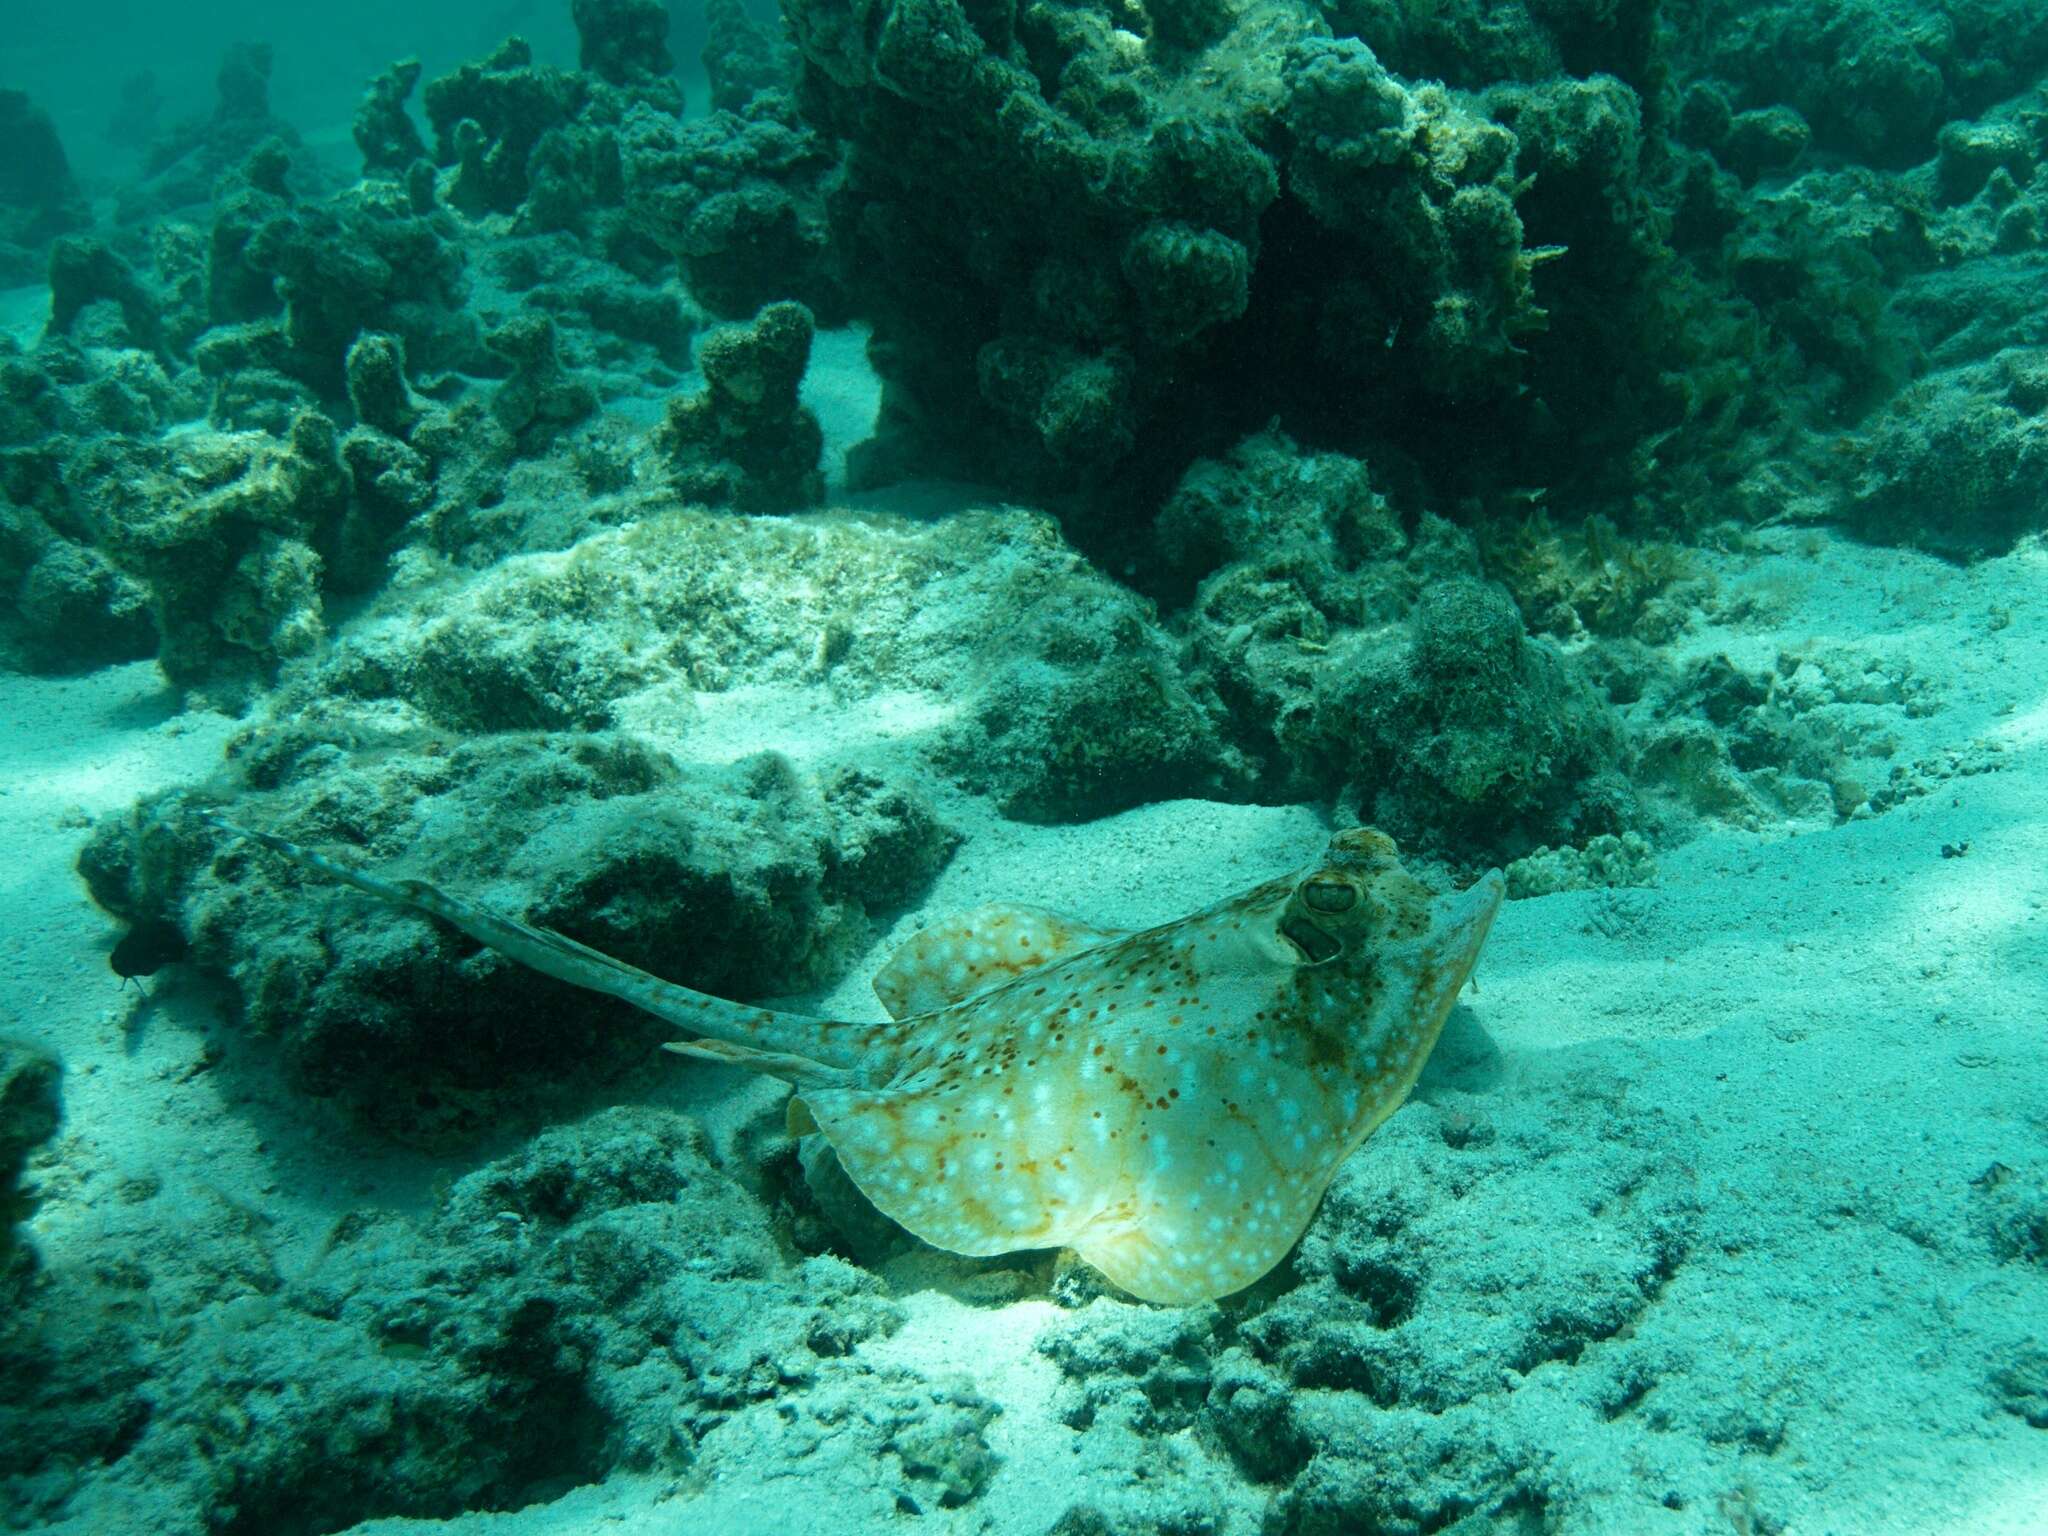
[4, 519, 2047, 1535]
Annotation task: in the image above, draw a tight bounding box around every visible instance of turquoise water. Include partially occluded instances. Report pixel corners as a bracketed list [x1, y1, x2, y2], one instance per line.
[2, 1, 2046, 1531]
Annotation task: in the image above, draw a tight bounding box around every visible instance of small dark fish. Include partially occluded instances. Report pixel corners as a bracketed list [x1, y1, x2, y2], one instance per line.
[110, 918, 188, 983]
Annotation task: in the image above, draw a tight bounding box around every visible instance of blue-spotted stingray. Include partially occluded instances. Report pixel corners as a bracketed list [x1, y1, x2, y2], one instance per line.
[217, 820, 1504, 1304]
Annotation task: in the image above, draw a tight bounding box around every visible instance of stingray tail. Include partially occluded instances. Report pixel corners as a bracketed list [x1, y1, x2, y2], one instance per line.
[662, 1038, 854, 1089]
[207, 815, 868, 1078]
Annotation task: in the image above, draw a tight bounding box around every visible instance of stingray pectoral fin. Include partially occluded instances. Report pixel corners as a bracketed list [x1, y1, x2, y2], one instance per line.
[661, 1038, 856, 1090]
[800, 1085, 1101, 1260]
[212, 816, 867, 1069]
[872, 903, 1125, 1018]
[1074, 1184, 1326, 1306]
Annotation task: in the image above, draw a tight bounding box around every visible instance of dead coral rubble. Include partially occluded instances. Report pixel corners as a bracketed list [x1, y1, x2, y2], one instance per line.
[0, 1098, 987, 1530]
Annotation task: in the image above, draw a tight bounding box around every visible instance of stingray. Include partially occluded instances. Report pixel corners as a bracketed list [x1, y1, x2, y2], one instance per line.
[213, 818, 1504, 1304]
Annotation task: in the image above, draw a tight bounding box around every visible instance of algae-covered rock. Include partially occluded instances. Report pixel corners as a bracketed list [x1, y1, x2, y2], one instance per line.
[0, 337, 196, 672]
[0, 337, 192, 454]
[1484, 511, 1699, 642]
[1120, 220, 1253, 348]
[0, 495, 156, 675]
[1503, 832, 1658, 898]
[780, 0, 1552, 514]
[1152, 429, 1409, 607]
[935, 591, 1246, 822]
[211, 160, 482, 399]
[1162, 432, 1627, 856]
[656, 300, 824, 511]
[80, 741, 952, 1144]
[621, 91, 847, 322]
[746, 0, 2046, 555]
[116, 41, 305, 226]
[1037, 1300, 1220, 1435]
[1160, 432, 1421, 795]
[54, 1099, 989, 1523]
[0, 1042, 127, 1530]
[354, 58, 429, 177]
[771, 0, 1753, 544]
[704, 0, 798, 113]
[1330, 0, 1660, 90]
[1720, 104, 1813, 181]
[1206, 1349, 1312, 1484]
[70, 489, 1269, 1135]
[74, 411, 349, 705]
[1327, 576, 1627, 857]
[0, 90, 90, 283]
[0, 1038, 152, 1529]
[46, 236, 166, 357]
[516, 250, 699, 375]
[425, 37, 592, 219]
[1280, 38, 1531, 404]
[876, 1382, 1001, 1507]
[0, 1039, 59, 1297]
[1673, 0, 2048, 169]
[486, 311, 600, 455]
[343, 330, 422, 438]
[64, 1104, 921, 1529]
[311, 500, 1236, 820]
[1623, 644, 1934, 834]
[1226, 1097, 1699, 1526]
[1847, 346, 2048, 557]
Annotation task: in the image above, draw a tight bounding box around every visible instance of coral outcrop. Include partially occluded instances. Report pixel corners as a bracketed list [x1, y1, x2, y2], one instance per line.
[572, 0, 675, 89]
[704, 0, 799, 113]
[1335, 575, 1627, 855]
[68, 411, 349, 704]
[1162, 433, 1627, 858]
[0, 91, 90, 284]
[117, 43, 306, 225]
[1848, 347, 2048, 557]
[620, 86, 844, 321]
[772, 0, 1746, 544]
[656, 299, 823, 511]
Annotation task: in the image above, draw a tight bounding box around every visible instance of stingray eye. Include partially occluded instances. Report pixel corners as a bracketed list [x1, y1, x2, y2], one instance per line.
[1301, 879, 1356, 914]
